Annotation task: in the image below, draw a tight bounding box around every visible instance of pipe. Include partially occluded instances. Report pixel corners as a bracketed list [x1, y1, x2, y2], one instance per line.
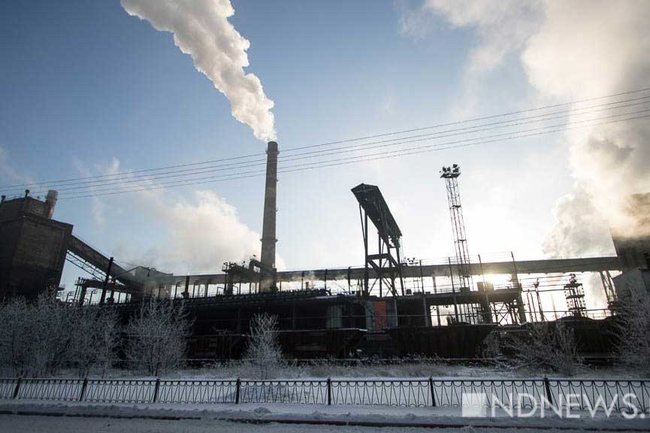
[45, 190, 58, 219]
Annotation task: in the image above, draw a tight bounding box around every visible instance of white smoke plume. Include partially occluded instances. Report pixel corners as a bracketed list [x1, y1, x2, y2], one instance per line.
[135, 190, 262, 273]
[89, 158, 272, 274]
[404, 0, 650, 256]
[121, 0, 276, 141]
[401, 0, 543, 77]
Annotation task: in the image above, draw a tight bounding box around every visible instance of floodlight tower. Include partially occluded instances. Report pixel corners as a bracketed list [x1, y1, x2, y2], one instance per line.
[440, 164, 472, 291]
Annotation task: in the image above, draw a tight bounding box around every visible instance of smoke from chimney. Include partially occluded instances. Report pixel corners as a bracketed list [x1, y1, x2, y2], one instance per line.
[45, 190, 58, 219]
[409, 0, 650, 256]
[523, 1, 650, 253]
[121, 0, 276, 142]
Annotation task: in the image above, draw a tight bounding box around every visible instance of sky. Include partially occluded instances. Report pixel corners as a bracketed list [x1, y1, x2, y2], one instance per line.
[1, 0, 649, 302]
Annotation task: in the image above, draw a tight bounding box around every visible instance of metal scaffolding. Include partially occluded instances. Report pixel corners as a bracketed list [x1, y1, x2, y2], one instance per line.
[352, 183, 404, 297]
[440, 164, 473, 291]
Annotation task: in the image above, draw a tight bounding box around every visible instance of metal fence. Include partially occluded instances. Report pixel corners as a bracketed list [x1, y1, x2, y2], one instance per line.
[0, 377, 647, 412]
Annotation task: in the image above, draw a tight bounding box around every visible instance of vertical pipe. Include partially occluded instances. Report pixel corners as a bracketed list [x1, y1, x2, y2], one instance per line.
[420, 260, 429, 327]
[378, 234, 383, 297]
[347, 267, 351, 292]
[109, 277, 115, 303]
[362, 209, 369, 296]
[396, 245, 405, 296]
[432, 272, 441, 326]
[448, 257, 459, 323]
[78, 285, 87, 307]
[511, 251, 527, 323]
[478, 254, 492, 324]
[99, 257, 114, 305]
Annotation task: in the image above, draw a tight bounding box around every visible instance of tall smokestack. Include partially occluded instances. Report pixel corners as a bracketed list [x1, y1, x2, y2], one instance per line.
[261, 141, 279, 269]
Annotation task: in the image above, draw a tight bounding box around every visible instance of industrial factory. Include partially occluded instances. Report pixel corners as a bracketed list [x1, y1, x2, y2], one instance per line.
[1, 141, 648, 362]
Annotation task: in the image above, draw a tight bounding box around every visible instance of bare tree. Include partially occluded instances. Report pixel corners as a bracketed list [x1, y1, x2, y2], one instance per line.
[0, 298, 33, 376]
[69, 307, 120, 377]
[126, 300, 191, 376]
[34, 295, 75, 375]
[0, 295, 119, 377]
[614, 293, 650, 374]
[0, 294, 76, 377]
[501, 321, 581, 376]
[243, 313, 283, 379]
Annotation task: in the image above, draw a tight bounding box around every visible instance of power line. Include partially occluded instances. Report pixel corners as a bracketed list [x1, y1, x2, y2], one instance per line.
[49, 110, 650, 198]
[11, 97, 650, 197]
[57, 111, 650, 200]
[280, 86, 650, 152]
[25, 97, 646, 196]
[2, 87, 649, 193]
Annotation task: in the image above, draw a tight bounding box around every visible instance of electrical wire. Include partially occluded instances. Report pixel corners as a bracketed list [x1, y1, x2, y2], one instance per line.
[2, 87, 649, 199]
[2, 93, 642, 194]
[56, 110, 650, 199]
[26, 97, 648, 196]
[22, 104, 650, 197]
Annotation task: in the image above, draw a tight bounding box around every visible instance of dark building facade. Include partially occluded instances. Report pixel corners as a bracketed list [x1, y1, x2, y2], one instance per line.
[0, 192, 71, 300]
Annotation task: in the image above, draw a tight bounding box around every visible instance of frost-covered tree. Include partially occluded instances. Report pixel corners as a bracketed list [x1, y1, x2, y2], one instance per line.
[0, 298, 33, 376]
[126, 300, 191, 376]
[0, 294, 75, 377]
[31, 294, 77, 376]
[614, 293, 650, 374]
[0, 295, 120, 377]
[243, 313, 283, 379]
[69, 307, 119, 377]
[502, 321, 580, 376]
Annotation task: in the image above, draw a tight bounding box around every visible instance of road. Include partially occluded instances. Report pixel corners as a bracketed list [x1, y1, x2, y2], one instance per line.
[1, 414, 648, 433]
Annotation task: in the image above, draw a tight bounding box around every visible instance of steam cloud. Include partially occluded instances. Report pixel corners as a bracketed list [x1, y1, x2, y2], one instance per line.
[405, 0, 650, 256]
[136, 190, 262, 273]
[91, 158, 275, 274]
[121, 0, 276, 141]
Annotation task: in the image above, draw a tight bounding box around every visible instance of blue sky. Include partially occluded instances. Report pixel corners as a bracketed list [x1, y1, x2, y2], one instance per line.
[3, 0, 634, 297]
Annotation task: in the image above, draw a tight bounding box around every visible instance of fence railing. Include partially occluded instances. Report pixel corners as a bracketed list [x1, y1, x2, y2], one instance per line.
[0, 377, 647, 412]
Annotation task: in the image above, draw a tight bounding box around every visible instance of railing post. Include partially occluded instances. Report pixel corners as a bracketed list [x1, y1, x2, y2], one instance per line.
[543, 377, 553, 406]
[327, 378, 332, 406]
[12, 378, 22, 399]
[235, 378, 241, 404]
[429, 377, 436, 407]
[152, 378, 161, 403]
[79, 378, 89, 402]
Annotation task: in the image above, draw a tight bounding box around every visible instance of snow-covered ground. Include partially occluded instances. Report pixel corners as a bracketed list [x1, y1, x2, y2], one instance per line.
[10, 361, 640, 382]
[4, 361, 644, 381]
[0, 401, 648, 433]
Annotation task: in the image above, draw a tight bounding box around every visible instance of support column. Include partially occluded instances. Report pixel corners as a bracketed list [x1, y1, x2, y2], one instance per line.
[99, 257, 114, 305]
